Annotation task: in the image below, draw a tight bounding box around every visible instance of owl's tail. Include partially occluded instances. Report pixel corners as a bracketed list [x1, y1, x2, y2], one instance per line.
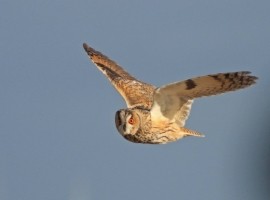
[180, 127, 205, 138]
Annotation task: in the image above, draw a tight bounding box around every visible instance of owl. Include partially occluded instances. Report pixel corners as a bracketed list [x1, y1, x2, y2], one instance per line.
[83, 43, 257, 144]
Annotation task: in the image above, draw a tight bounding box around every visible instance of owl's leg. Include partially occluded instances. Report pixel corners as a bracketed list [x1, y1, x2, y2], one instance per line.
[180, 127, 205, 138]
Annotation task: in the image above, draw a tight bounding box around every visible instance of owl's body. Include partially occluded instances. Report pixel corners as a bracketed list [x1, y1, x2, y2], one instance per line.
[83, 43, 257, 144]
[116, 107, 200, 144]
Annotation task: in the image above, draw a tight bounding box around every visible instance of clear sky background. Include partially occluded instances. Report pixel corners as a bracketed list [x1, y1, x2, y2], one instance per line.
[1, 0, 270, 200]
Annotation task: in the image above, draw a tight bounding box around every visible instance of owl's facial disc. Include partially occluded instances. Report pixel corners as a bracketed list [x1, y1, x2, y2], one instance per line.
[115, 109, 140, 136]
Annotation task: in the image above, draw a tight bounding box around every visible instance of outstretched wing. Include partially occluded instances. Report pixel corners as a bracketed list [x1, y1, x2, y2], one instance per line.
[83, 43, 155, 109]
[150, 71, 257, 127]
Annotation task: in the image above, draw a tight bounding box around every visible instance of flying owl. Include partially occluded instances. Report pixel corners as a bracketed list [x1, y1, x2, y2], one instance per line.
[83, 43, 257, 144]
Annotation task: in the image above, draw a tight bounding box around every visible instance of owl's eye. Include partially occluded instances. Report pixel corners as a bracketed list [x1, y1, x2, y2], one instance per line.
[128, 117, 135, 125]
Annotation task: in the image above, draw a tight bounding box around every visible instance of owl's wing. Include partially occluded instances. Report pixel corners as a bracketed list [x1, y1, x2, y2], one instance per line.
[150, 71, 257, 127]
[83, 43, 155, 109]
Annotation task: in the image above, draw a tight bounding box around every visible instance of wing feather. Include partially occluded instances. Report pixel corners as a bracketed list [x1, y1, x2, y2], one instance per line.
[151, 71, 257, 126]
[157, 71, 257, 99]
[83, 43, 155, 109]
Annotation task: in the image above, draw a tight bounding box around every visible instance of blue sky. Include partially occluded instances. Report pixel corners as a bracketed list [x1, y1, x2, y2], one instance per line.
[1, 0, 270, 199]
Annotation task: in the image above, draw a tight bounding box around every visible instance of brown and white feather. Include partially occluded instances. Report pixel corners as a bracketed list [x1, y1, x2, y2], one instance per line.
[83, 43, 155, 109]
[151, 71, 257, 127]
[83, 43, 258, 144]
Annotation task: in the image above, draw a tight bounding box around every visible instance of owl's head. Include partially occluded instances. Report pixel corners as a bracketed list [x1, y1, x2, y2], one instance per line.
[115, 109, 141, 137]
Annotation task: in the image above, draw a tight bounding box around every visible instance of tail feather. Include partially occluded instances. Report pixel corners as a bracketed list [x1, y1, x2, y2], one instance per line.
[180, 127, 205, 138]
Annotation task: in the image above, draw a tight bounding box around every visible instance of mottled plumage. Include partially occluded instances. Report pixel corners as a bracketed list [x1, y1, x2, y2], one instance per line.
[83, 43, 257, 144]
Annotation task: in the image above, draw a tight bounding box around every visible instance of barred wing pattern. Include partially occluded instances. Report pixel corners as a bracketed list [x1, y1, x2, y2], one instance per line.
[151, 72, 257, 126]
[83, 43, 155, 109]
